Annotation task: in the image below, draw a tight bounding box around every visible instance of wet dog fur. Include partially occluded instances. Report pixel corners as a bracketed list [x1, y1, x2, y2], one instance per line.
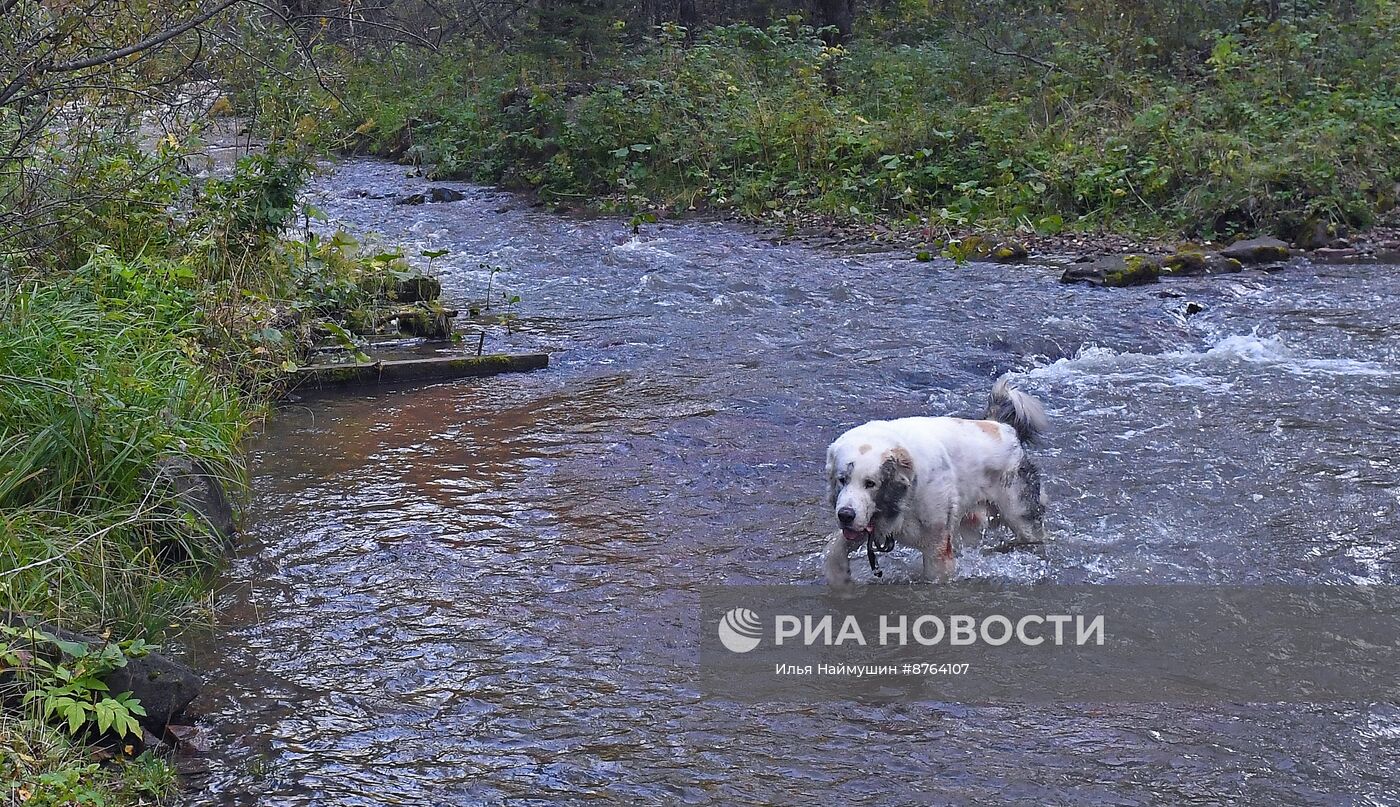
[823, 377, 1049, 587]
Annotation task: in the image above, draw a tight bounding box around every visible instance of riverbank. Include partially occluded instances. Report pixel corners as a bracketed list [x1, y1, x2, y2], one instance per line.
[307, 13, 1399, 252]
[0, 142, 446, 803]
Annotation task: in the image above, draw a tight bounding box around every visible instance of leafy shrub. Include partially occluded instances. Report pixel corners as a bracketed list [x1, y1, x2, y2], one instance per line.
[315, 6, 1399, 238]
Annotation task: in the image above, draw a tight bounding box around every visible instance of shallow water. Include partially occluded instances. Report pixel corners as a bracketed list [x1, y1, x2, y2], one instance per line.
[181, 160, 1400, 805]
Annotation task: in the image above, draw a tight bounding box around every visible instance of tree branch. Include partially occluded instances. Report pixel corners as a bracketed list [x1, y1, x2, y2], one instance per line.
[48, 0, 247, 73]
[960, 27, 1058, 74]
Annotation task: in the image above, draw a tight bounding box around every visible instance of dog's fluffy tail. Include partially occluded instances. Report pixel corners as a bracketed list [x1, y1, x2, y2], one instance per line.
[985, 375, 1048, 445]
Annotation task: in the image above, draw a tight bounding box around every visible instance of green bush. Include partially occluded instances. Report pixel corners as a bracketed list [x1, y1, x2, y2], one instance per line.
[317, 6, 1399, 238]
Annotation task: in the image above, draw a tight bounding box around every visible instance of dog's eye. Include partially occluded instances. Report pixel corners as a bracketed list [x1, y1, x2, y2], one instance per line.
[864, 479, 877, 489]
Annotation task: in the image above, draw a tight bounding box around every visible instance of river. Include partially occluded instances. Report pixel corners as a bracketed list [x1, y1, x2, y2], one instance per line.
[180, 158, 1400, 805]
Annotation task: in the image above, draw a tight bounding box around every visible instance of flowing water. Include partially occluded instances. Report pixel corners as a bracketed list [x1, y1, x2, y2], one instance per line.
[181, 159, 1400, 805]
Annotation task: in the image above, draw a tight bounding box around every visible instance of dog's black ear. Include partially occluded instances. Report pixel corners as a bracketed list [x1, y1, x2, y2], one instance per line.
[877, 448, 915, 512]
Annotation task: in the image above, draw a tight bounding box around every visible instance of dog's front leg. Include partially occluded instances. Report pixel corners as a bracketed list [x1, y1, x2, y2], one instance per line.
[823, 530, 857, 589]
[921, 528, 956, 581]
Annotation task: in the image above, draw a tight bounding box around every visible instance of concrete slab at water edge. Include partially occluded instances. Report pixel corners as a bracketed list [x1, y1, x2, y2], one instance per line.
[291, 353, 549, 389]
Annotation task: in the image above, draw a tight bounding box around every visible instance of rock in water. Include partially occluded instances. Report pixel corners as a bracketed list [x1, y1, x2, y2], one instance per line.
[1310, 247, 1366, 263]
[1060, 255, 1161, 287]
[394, 188, 465, 205]
[427, 187, 465, 203]
[102, 648, 202, 735]
[1220, 236, 1290, 264]
[1161, 251, 1243, 276]
[959, 234, 1030, 263]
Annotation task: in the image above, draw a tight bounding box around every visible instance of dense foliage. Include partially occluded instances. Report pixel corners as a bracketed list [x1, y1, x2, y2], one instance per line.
[324, 3, 1400, 238]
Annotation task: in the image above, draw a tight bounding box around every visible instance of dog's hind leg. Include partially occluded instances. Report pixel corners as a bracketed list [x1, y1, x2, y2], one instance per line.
[990, 460, 1048, 552]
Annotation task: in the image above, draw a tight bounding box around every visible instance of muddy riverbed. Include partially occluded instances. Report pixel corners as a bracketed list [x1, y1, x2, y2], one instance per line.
[180, 159, 1400, 805]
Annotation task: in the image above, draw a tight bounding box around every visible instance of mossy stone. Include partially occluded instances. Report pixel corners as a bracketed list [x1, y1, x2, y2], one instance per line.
[1103, 255, 1161, 287]
[1221, 236, 1290, 264]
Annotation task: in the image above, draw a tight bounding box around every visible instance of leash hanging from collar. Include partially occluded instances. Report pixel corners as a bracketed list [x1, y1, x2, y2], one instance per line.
[865, 533, 896, 577]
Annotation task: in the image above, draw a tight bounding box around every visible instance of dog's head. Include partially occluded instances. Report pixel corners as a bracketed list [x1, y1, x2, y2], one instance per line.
[825, 438, 916, 543]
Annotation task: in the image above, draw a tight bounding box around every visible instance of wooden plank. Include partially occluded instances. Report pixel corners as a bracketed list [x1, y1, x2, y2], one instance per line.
[293, 353, 548, 388]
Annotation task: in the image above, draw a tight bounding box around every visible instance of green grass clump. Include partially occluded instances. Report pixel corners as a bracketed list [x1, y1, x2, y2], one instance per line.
[0, 270, 249, 638]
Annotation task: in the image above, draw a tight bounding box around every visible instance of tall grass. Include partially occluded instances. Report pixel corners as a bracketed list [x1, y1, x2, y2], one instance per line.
[0, 263, 249, 639]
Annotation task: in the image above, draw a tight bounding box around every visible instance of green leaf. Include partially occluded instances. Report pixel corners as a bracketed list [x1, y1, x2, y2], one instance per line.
[64, 702, 87, 734]
[420, 248, 450, 259]
[96, 701, 114, 734]
[119, 693, 147, 716]
[51, 637, 88, 658]
[322, 321, 357, 350]
[117, 712, 141, 739]
[73, 676, 109, 692]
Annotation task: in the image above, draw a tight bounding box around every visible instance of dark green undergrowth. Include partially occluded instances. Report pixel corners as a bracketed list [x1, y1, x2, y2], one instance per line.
[318, 8, 1399, 239]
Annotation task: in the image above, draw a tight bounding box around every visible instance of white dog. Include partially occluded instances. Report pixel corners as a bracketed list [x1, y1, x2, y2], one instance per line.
[823, 376, 1049, 587]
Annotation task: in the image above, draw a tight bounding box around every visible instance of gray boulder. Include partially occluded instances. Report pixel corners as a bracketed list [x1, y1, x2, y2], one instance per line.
[1161, 251, 1243, 276]
[1061, 255, 1161, 287]
[1220, 236, 1290, 264]
[1, 617, 201, 735]
[151, 457, 236, 548]
[395, 187, 465, 205]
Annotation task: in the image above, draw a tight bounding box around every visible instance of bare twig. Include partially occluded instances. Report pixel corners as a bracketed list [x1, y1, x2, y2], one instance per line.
[960, 26, 1058, 75]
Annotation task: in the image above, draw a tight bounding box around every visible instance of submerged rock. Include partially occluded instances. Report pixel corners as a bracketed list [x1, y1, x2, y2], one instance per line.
[428, 187, 466, 203]
[394, 187, 466, 206]
[1061, 254, 1161, 287]
[1220, 236, 1290, 264]
[1310, 247, 1367, 263]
